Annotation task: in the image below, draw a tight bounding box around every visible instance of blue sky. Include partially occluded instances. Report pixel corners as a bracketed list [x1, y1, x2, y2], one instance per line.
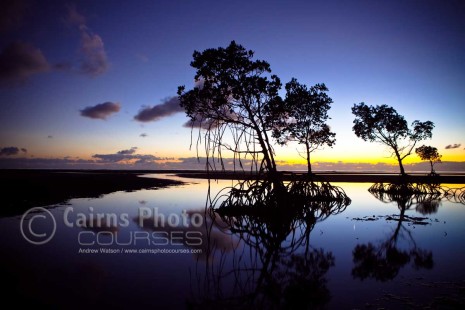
[0, 0, 464, 170]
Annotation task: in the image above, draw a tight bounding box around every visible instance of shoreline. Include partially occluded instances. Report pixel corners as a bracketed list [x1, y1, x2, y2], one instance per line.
[174, 171, 465, 184]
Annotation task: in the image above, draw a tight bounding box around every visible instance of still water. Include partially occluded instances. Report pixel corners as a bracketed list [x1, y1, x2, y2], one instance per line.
[1, 174, 464, 308]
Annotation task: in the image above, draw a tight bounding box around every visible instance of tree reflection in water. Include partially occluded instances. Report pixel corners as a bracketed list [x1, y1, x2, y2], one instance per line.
[442, 185, 465, 205]
[189, 179, 351, 309]
[352, 182, 438, 282]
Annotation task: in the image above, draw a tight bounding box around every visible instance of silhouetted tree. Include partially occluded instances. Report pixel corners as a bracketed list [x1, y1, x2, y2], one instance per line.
[351, 103, 434, 176]
[178, 41, 286, 176]
[273, 78, 336, 174]
[415, 145, 441, 175]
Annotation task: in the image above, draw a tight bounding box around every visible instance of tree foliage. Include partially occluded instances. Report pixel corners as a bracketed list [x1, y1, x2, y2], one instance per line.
[351, 103, 434, 175]
[274, 78, 335, 174]
[415, 145, 441, 174]
[178, 41, 285, 175]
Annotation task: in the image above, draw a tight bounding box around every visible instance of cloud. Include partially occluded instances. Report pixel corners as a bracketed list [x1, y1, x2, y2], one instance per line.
[67, 5, 108, 76]
[0, 41, 50, 86]
[183, 114, 221, 129]
[140, 133, 148, 138]
[66, 4, 86, 26]
[47, 135, 53, 139]
[21, 148, 27, 153]
[53, 61, 72, 72]
[92, 148, 161, 164]
[79, 29, 108, 76]
[445, 143, 461, 149]
[92, 153, 158, 164]
[0, 146, 20, 156]
[134, 97, 183, 122]
[80, 102, 121, 120]
[117, 147, 137, 155]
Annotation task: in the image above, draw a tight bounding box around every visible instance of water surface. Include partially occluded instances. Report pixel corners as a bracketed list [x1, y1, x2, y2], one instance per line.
[0, 174, 464, 308]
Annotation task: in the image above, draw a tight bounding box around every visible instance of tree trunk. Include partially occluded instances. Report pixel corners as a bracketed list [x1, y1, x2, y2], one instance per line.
[245, 105, 276, 175]
[257, 135, 274, 173]
[430, 160, 434, 174]
[394, 149, 406, 176]
[260, 124, 277, 173]
[306, 142, 312, 175]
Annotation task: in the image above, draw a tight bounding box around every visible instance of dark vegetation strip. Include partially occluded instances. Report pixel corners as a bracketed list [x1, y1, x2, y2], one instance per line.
[0, 170, 183, 217]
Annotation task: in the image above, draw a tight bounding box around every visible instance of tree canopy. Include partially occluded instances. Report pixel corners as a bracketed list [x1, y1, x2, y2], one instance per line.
[352, 103, 434, 175]
[415, 145, 441, 175]
[274, 78, 335, 174]
[178, 41, 286, 175]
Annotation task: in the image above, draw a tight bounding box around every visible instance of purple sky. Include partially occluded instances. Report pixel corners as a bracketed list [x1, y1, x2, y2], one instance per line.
[1, 0, 464, 170]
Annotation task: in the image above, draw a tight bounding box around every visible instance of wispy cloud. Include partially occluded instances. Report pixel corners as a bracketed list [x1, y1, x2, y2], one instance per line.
[80, 102, 121, 120]
[134, 97, 183, 122]
[0, 41, 50, 86]
[66, 4, 86, 26]
[0, 4, 110, 86]
[67, 5, 108, 76]
[445, 143, 461, 149]
[79, 28, 108, 76]
[140, 133, 148, 138]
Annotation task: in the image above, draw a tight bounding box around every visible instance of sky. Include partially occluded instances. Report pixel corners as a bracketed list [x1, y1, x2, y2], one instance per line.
[0, 0, 464, 171]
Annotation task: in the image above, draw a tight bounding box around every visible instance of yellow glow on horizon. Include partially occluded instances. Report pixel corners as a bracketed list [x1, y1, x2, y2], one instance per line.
[275, 151, 465, 166]
[26, 147, 465, 164]
[442, 153, 465, 162]
[23, 137, 465, 167]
